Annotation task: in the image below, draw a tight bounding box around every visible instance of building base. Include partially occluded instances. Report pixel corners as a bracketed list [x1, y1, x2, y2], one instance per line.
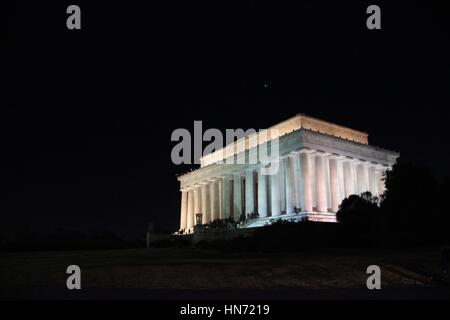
[241, 211, 337, 228]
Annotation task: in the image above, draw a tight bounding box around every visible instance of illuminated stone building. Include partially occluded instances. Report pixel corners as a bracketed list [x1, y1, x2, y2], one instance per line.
[177, 114, 399, 233]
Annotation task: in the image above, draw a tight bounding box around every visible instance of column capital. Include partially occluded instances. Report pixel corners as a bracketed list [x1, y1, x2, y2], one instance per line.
[374, 164, 388, 170]
[327, 153, 346, 160]
[363, 161, 377, 168]
[343, 157, 365, 165]
[194, 180, 211, 186]
[341, 156, 354, 163]
[298, 148, 315, 154]
[313, 150, 332, 157]
[221, 174, 233, 180]
[181, 185, 197, 192]
[351, 158, 365, 165]
[192, 186, 202, 193]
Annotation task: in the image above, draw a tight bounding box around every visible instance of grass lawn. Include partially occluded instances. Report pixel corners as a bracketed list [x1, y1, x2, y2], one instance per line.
[1, 247, 449, 299]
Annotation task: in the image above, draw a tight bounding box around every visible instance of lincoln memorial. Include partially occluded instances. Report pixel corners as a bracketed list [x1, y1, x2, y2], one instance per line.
[177, 114, 399, 234]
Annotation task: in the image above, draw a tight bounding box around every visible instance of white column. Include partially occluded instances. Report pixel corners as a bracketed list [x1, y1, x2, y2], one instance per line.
[284, 156, 295, 214]
[270, 160, 281, 217]
[279, 159, 286, 214]
[324, 157, 332, 209]
[368, 165, 378, 197]
[300, 151, 313, 212]
[363, 163, 370, 193]
[210, 179, 220, 221]
[343, 159, 356, 197]
[201, 183, 211, 224]
[258, 168, 268, 217]
[328, 157, 341, 212]
[194, 187, 202, 224]
[337, 158, 346, 202]
[310, 153, 317, 209]
[376, 168, 386, 195]
[352, 161, 358, 195]
[356, 162, 366, 195]
[222, 175, 231, 220]
[187, 190, 195, 230]
[315, 153, 328, 213]
[245, 170, 254, 217]
[180, 190, 188, 230]
[292, 152, 303, 211]
[233, 173, 242, 221]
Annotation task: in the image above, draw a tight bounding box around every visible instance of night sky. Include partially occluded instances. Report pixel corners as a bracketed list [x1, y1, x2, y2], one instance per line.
[4, 1, 450, 240]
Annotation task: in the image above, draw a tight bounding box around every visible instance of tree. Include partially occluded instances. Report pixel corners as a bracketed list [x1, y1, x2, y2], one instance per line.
[337, 193, 379, 223]
[336, 193, 381, 247]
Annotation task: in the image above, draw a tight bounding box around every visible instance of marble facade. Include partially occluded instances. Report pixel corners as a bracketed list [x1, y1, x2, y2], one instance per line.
[177, 114, 399, 233]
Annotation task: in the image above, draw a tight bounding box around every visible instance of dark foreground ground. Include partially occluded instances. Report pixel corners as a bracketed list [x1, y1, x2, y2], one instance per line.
[1, 247, 449, 299]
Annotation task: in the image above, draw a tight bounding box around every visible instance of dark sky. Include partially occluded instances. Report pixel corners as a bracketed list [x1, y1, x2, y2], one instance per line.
[4, 1, 450, 240]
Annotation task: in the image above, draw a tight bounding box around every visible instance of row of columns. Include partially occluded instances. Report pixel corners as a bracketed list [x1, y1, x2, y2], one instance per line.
[180, 151, 387, 232]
